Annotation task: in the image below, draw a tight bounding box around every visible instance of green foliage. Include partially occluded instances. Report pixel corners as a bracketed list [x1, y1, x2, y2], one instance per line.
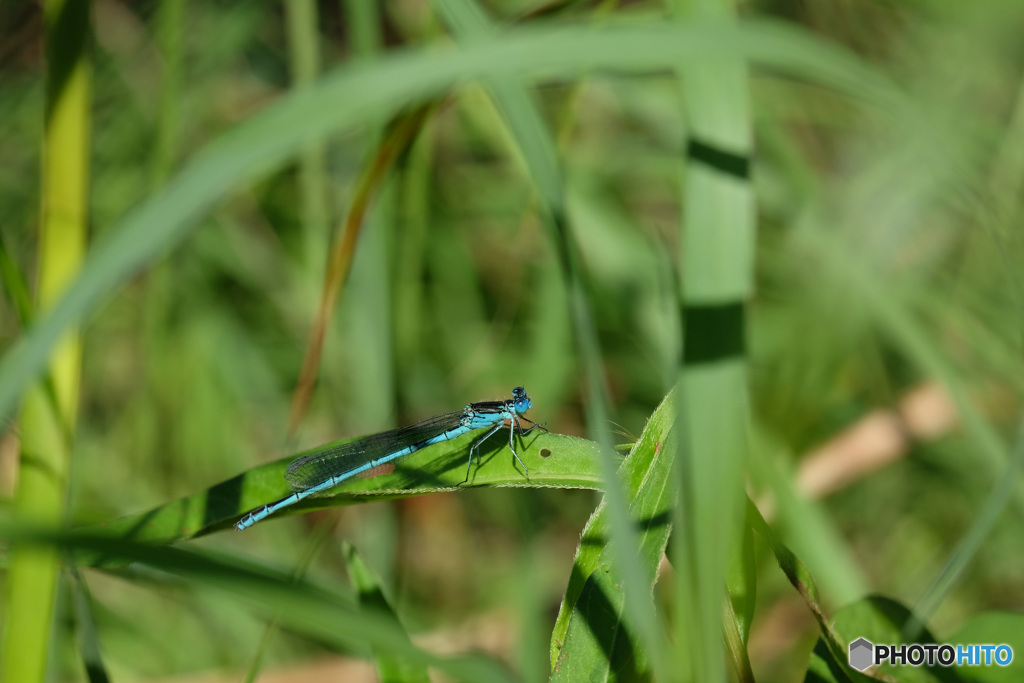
[68, 566, 111, 683]
[98, 430, 603, 544]
[804, 596, 958, 683]
[344, 542, 430, 683]
[549, 389, 676, 681]
[948, 613, 1024, 683]
[0, 525, 515, 682]
[2, 0, 91, 679]
[2, 0, 1024, 681]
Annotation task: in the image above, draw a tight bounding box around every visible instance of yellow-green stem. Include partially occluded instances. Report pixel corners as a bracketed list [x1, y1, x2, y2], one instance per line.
[1, 0, 90, 680]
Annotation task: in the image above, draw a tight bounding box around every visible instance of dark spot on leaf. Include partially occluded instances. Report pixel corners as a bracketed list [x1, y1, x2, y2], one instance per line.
[540, 448, 552, 458]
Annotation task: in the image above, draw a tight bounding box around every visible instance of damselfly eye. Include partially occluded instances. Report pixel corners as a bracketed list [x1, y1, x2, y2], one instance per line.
[513, 388, 532, 413]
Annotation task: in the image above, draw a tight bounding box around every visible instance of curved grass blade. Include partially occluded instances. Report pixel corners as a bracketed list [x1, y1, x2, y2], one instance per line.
[947, 612, 1024, 683]
[68, 566, 111, 683]
[0, 526, 514, 683]
[794, 224, 1024, 630]
[94, 430, 602, 545]
[549, 390, 676, 681]
[728, 517, 757, 645]
[749, 424, 867, 605]
[805, 596, 961, 683]
[344, 541, 430, 683]
[434, 0, 672, 673]
[906, 416, 1024, 641]
[748, 499, 876, 682]
[0, 16, 908, 442]
[723, 592, 755, 683]
[242, 517, 336, 683]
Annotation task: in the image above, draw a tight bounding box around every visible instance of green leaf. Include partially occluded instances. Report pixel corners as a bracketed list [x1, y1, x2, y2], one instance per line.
[240, 518, 336, 683]
[68, 566, 111, 683]
[805, 596, 966, 683]
[946, 612, 1024, 683]
[344, 542, 430, 683]
[94, 430, 602, 544]
[433, 1, 671, 675]
[0, 526, 514, 683]
[723, 592, 756, 683]
[749, 426, 867, 605]
[724, 510, 758, 682]
[549, 390, 676, 682]
[794, 224, 1024, 624]
[728, 515, 757, 645]
[0, 14, 905, 489]
[748, 500, 870, 682]
[804, 638, 878, 683]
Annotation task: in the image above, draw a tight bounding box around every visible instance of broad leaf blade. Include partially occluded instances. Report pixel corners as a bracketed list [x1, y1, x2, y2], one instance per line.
[749, 500, 874, 682]
[97, 430, 602, 544]
[549, 390, 676, 681]
[947, 612, 1024, 683]
[805, 596, 964, 683]
[344, 542, 430, 683]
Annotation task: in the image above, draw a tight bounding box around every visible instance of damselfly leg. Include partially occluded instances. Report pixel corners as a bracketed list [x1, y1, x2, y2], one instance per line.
[462, 421, 504, 485]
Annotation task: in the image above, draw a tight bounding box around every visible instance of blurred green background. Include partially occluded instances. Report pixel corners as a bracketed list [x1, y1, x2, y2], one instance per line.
[3, 0, 1024, 681]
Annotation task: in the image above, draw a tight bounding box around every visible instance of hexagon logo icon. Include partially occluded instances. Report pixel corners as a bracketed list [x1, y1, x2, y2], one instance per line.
[849, 637, 874, 672]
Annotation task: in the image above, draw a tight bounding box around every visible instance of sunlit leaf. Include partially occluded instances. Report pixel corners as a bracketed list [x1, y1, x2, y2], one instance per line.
[549, 390, 676, 681]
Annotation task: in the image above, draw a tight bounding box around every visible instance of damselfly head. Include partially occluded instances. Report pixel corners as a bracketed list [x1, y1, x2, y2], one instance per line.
[512, 386, 532, 413]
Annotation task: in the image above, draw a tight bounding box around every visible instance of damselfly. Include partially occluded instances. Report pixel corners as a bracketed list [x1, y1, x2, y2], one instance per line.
[235, 387, 538, 530]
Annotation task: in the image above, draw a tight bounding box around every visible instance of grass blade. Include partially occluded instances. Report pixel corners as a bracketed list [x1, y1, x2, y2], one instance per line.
[240, 517, 336, 682]
[94, 430, 602, 545]
[344, 541, 430, 683]
[722, 592, 755, 683]
[749, 425, 867, 605]
[671, 0, 756, 678]
[549, 389, 676, 680]
[726, 513, 757, 649]
[68, 566, 111, 683]
[0, 15, 905, 467]
[747, 500, 873, 682]
[434, 0, 672, 672]
[0, 526, 516, 683]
